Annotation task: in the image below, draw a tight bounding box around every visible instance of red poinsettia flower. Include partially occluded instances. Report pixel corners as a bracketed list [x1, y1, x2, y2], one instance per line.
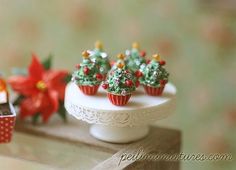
[8, 54, 68, 123]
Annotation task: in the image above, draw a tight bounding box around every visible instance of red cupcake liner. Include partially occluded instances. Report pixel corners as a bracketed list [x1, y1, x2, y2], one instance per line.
[108, 93, 131, 106]
[0, 104, 16, 144]
[78, 85, 100, 95]
[143, 85, 165, 96]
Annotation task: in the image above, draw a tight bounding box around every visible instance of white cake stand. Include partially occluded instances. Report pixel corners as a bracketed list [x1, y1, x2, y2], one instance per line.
[65, 82, 176, 143]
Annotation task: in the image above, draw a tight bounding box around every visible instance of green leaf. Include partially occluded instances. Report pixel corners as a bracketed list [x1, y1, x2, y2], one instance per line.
[32, 113, 41, 125]
[57, 100, 67, 123]
[13, 95, 25, 106]
[42, 54, 53, 70]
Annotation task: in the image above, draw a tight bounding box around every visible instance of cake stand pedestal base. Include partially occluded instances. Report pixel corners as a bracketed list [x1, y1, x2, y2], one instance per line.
[90, 124, 149, 143]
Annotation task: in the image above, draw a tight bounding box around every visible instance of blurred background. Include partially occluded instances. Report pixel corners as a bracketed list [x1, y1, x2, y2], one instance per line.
[0, 0, 235, 169]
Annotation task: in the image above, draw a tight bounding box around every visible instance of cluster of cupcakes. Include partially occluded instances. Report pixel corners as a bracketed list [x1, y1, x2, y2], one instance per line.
[72, 41, 169, 106]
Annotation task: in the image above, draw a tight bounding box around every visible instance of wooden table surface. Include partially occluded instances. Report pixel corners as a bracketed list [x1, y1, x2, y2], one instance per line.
[0, 132, 112, 170]
[0, 116, 181, 170]
[0, 155, 52, 170]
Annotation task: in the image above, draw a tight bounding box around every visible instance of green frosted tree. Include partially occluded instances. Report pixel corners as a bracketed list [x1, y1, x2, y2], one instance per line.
[103, 61, 136, 95]
[140, 54, 169, 87]
[72, 51, 103, 86]
[89, 41, 111, 76]
[125, 42, 146, 72]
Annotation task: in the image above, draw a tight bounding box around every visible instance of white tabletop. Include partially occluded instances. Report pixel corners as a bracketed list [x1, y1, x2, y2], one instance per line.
[66, 82, 176, 111]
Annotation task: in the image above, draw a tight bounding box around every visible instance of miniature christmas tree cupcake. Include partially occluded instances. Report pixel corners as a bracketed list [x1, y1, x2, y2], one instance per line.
[72, 51, 103, 95]
[89, 41, 111, 78]
[109, 54, 141, 87]
[102, 55, 136, 106]
[125, 42, 146, 73]
[140, 54, 169, 96]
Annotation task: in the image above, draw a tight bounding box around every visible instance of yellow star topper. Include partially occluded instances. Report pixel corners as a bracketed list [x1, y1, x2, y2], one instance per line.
[95, 40, 103, 50]
[117, 62, 124, 69]
[117, 53, 125, 60]
[132, 42, 140, 49]
[152, 54, 161, 61]
[82, 50, 90, 59]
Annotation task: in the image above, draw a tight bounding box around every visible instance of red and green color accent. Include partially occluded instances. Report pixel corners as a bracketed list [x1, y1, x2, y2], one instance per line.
[72, 51, 103, 95]
[140, 54, 169, 96]
[8, 53, 70, 123]
[102, 58, 137, 106]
